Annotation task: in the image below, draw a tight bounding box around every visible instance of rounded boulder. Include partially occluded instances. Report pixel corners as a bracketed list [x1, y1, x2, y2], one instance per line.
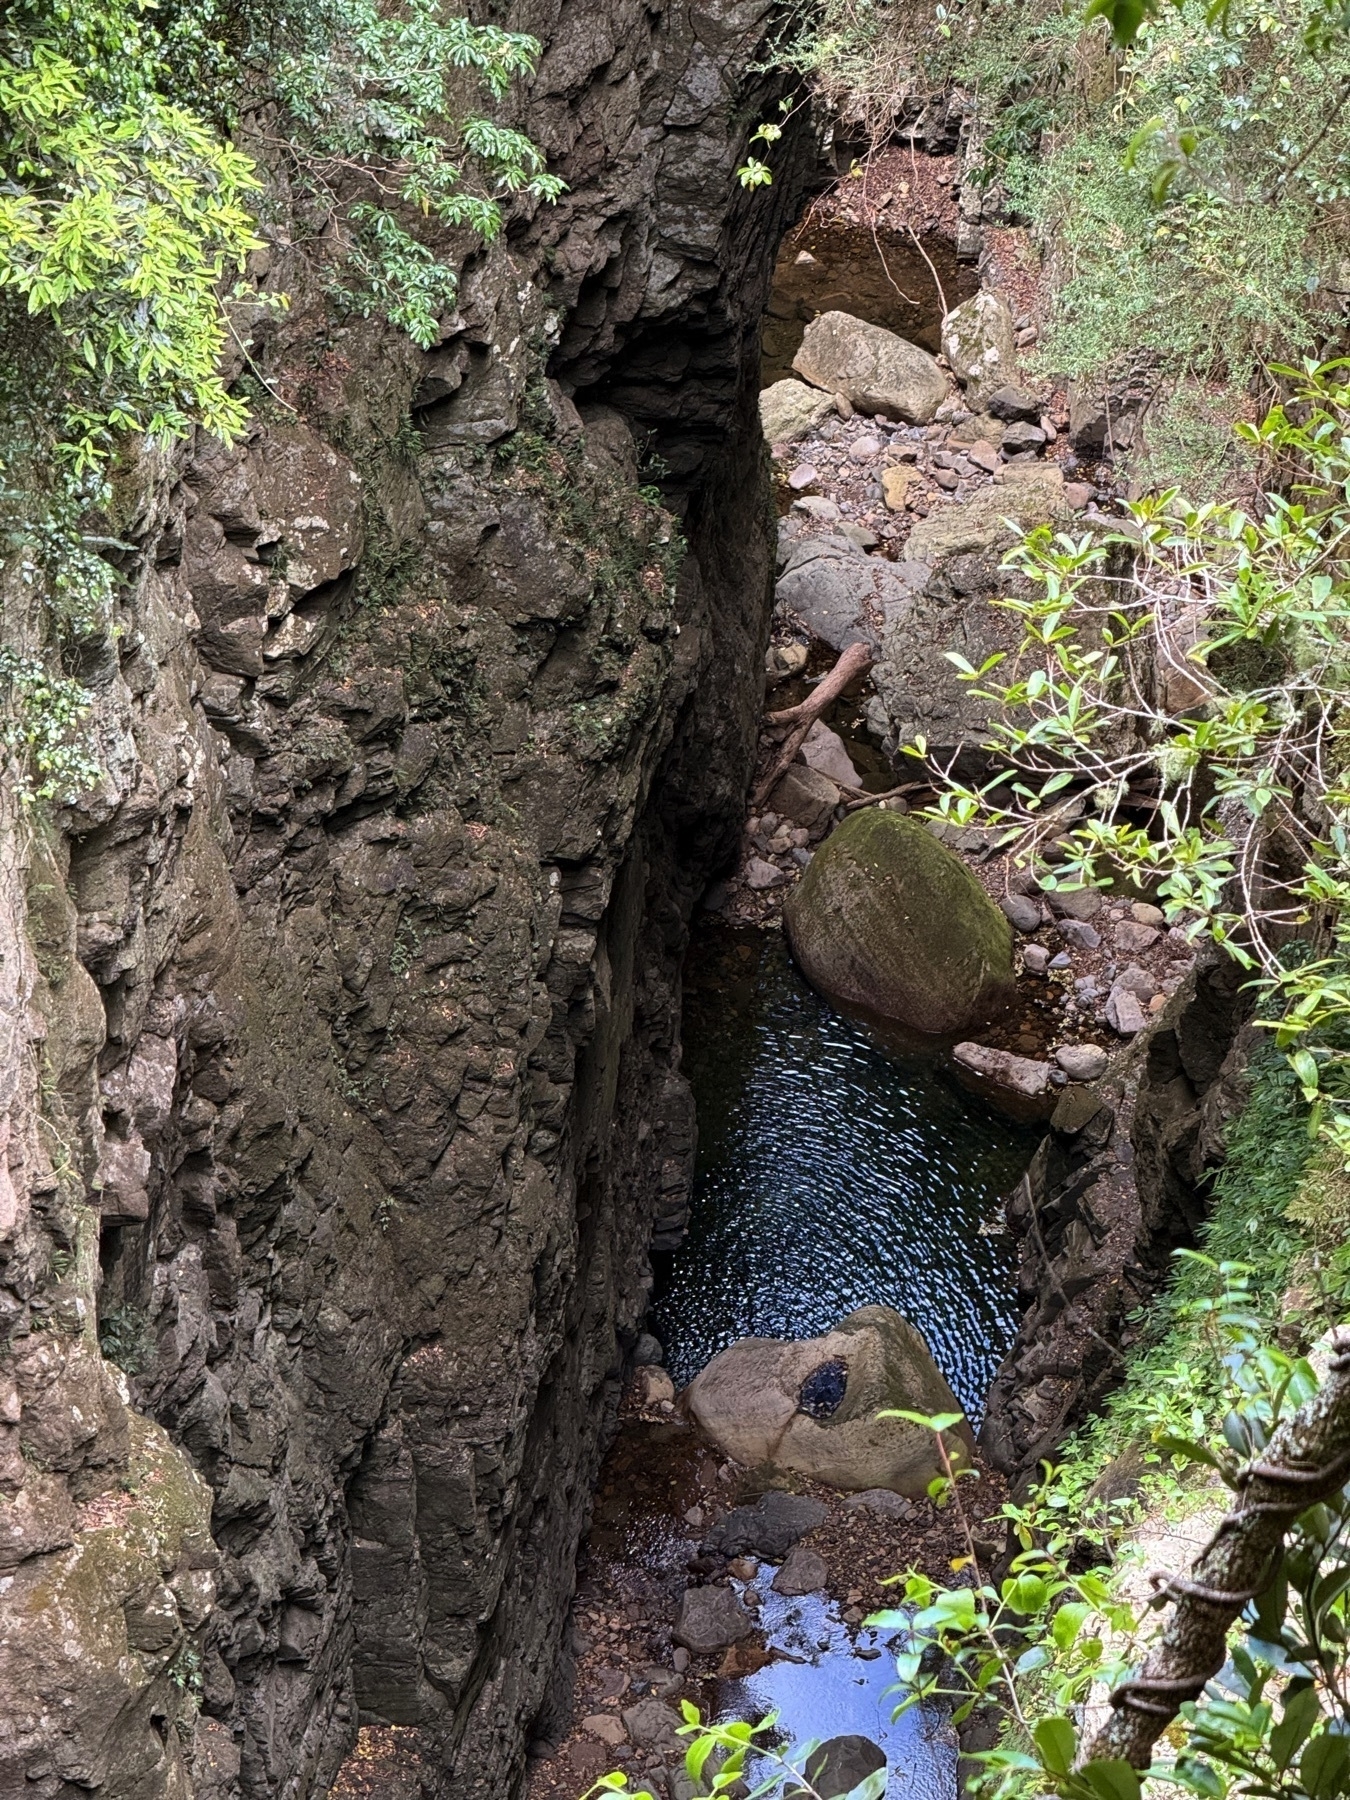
[783, 808, 1015, 1035]
[684, 1305, 974, 1496]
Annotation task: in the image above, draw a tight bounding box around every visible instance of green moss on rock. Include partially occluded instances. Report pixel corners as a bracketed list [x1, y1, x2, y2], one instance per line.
[783, 809, 1015, 1034]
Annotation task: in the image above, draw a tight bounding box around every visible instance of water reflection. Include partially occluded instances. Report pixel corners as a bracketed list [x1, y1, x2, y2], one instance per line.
[721, 1580, 956, 1800]
[652, 924, 1038, 1419]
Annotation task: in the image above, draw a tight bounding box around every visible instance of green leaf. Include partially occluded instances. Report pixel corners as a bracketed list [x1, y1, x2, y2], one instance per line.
[1301, 1731, 1350, 1799]
[1079, 1758, 1142, 1800]
[1033, 1716, 1077, 1776]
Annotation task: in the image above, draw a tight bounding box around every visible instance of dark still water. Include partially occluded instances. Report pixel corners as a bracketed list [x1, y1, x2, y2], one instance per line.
[650, 923, 1039, 1420]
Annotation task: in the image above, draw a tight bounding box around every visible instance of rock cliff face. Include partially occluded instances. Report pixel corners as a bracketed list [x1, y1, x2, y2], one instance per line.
[980, 953, 1252, 1485]
[0, 2, 812, 1795]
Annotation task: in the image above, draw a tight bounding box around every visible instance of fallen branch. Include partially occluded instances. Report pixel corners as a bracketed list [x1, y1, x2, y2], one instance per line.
[753, 642, 873, 807]
[841, 781, 926, 813]
[765, 641, 873, 726]
[1087, 1323, 1350, 1771]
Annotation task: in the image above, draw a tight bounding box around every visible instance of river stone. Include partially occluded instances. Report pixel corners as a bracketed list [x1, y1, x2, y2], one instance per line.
[987, 384, 1042, 423]
[793, 312, 948, 424]
[622, 1699, 685, 1755]
[775, 534, 916, 649]
[746, 856, 789, 891]
[1055, 1044, 1109, 1082]
[685, 1305, 973, 1495]
[941, 292, 1017, 406]
[1046, 887, 1102, 921]
[952, 1043, 1057, 1121]
[704, 1491, 828, 1560]
[843, 1488, 914, 1519]
[1057, 918, 1101, 952]
[584, 1715, 628, 1746]
[673, 1586, 754, 1654]
[798, 720, 860, 788]
[772, 1545, 829, 1596]
[761, 379, 835, 446]
[786, 1735, 887, 1800]
[1000, 893, 1041, 933]
[783, 809, 1015, 1035]
[1106, 984, 1148, 1036]
[770, 764, 840, 838]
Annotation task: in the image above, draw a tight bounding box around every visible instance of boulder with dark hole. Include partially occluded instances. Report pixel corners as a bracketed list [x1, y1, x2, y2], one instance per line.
[684, 1306, 973, 1494]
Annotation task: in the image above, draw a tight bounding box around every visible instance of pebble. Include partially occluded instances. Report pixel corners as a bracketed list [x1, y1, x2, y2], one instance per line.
[683, 1506, 705, 1528]
[1054, 1043, 1109, 1081]
[967, 442, 1000, 473]
[849, 435, 882, 462]
[1000, 893, 1042, 933]
[672, 1648, 689, 1673]
[1065, 482, 1095, 510]
[1131, 902, 1166, 926]
[787, 464, 819, 491]
[746, 856, 789, 890]
[933, 468, 960, 490]
[834, 393, 853, 419]
[1049, 952, 1072, 969]
[1022, 944, 1050, 974]
[1058, 918, 1101, 951]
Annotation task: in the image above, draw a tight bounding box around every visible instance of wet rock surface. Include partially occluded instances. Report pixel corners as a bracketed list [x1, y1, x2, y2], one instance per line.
[0, 0, 817, 1788]
[524, 1391, 1001, 1800]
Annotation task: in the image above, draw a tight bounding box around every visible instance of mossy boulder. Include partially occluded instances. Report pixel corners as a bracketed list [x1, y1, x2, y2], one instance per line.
[784, 809, 1015, 1034]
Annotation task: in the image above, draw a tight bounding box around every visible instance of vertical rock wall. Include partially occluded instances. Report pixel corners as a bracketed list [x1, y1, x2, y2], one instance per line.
[0, 1, 815, 1793]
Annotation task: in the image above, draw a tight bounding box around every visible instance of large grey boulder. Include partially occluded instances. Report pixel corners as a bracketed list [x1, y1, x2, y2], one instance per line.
[905, 464, 1068, 565]
[793, 313, 947, 424]
[673, 1586, 754, 1654]
[685, 1305, 974, 1496]
[775, 534, 919, 651]
[872, 466, 1073, 762]
[941, 293, 1018, 407]
[761, 379, 835, 446]
[783, 809, 1015, 1036]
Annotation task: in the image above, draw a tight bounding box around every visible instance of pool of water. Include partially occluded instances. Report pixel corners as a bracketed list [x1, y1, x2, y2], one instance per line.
[722, 1580, 957, 1800]
[651, 923, 1038, 1420]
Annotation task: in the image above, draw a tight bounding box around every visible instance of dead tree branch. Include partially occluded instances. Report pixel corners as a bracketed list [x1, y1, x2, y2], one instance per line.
[753, 643, 873, 807]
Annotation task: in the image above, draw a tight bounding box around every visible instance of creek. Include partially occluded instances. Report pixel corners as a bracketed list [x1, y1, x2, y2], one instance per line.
[652, 923, 1038, 1417]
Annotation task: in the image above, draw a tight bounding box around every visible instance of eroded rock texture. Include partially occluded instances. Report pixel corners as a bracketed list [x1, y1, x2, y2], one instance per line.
[0, 0, 812, 1792]
[980, 954, 1251, 1485]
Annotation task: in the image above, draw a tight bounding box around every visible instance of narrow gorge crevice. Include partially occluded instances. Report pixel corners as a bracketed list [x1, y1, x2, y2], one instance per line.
[0, 0, 829, 1791]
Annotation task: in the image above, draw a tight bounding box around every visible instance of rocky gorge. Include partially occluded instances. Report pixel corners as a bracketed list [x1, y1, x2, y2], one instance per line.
[0, 10, 1271, 1800]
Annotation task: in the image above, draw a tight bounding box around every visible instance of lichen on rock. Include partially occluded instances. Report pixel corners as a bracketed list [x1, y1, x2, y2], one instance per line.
[783, 808, 1015, 1035]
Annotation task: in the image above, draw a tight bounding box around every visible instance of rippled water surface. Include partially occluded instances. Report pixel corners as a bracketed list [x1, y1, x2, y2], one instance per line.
[651, 923, 1039, 1417]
